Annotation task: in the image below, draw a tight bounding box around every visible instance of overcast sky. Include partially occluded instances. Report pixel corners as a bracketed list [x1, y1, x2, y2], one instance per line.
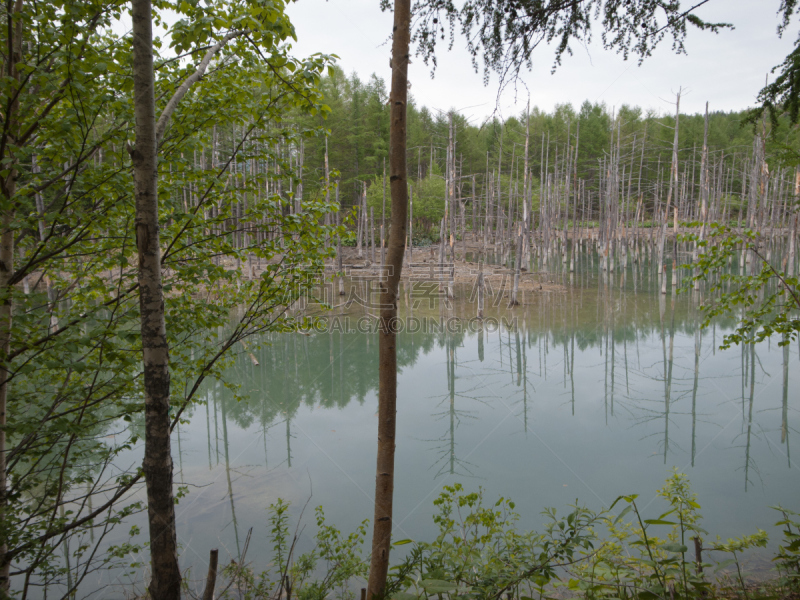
[284, 0, 798, 124]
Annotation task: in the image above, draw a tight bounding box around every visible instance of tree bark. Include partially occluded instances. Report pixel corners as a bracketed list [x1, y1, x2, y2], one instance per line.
[383, 160, 387, 267]
[201, 548, 219, 600]
[694, 101, 710, 291]
[367, 0, 410, 596]
[0, 1, 23, 592]
[131, 0, 182, 598]
[509, 221, 522, 306]
[408, 183, 413, 261]
[659, 90, 680, 293]
[337, 184, 345, 296]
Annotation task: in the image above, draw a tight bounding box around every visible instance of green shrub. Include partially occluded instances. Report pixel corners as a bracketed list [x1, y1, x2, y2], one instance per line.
[209, 473, 797, 600]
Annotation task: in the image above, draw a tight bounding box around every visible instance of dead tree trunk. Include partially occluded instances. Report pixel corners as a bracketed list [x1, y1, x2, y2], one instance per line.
[694, 102, 710, 291]
[659, 90, 681, 293]
[477, 254, 485, 319]
[357, 186, 364, 259]
[408, 183, 413, 261]
[370, 206, 376, 264]
[337, 194, 345, 297]
[509, 221, 523, 306]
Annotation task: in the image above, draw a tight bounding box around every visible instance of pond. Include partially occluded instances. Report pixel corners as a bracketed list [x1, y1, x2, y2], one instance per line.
[98, 248, 799, 595]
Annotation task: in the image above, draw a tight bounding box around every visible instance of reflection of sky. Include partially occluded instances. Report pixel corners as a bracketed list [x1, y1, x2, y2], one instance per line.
[100, 268, 799, 594]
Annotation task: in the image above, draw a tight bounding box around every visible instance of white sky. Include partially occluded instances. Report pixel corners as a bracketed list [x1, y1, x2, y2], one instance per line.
[285, 0, 799, 123]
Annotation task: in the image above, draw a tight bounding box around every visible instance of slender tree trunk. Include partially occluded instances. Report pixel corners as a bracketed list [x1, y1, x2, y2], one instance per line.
[295, 140, 304, 216]
[0, 2, 22, 592]
[371, 206, 376, 264]
[408, 183, 413, 261]
[131, 1, 181, 597]
[201, 549, 219, 600]
[367, 0, 410, 596]
[789, 214, 797, 278]
[0, 212, 11, 598]
[570, 121, 579, 272]
[660, 90, 681, 293]
[471, 174, 477, 237]
[438, 216, 446, 294]
[337, 211, 345, 296]
[477, 238, 485, 319]
[324, 138, 330, 247]
[357, 188, 364, 259]
[446, 125, 455, 299]
[509, 221, 522, 306]
[382, 159, 387, 267]
[695, 102, 710, 291]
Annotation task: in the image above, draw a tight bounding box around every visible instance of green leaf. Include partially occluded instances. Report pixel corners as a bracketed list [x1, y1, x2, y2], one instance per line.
[391, 594, 420, 600]
[614, 505, 633, 524]
[662, 543, 688, 553]
[657, 508, 676, 520]
[643, 519, 677, 526]
[420, 579, 458, 593]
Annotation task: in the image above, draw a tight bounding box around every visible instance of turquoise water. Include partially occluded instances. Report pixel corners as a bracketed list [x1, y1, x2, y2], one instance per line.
[93, 252, 799, 595]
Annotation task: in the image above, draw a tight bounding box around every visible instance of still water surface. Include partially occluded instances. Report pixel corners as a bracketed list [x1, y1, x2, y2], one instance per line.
[111, 258, 800, 592]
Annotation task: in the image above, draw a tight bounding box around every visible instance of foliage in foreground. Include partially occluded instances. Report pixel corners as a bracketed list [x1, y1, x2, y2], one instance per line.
[1, 0, 341, 592]
[683, 224, 800, 349]
[203, 473, 799, 600]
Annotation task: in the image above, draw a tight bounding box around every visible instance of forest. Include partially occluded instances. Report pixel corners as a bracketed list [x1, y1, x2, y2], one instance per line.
[292, 66, 797, 234]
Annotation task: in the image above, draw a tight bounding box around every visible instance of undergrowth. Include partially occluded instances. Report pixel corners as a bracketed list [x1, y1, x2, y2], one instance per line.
[188, 472, 799, 600]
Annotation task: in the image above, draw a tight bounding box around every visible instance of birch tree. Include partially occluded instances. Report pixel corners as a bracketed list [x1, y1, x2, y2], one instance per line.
[0, 0, 337, 596]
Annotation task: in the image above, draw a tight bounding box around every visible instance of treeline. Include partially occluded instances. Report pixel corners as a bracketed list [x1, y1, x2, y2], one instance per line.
[289, 66, 800, 231]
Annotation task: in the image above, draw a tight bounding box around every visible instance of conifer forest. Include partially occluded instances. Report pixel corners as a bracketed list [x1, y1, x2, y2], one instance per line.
[1, 1, 799, 600]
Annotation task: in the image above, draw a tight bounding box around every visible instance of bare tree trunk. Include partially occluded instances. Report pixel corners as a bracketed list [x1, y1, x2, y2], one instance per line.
[131, 1, 181, 597]
[382, 160, 387, 267]
[446, 125, 455, 299]
[477, 250, 485, 319]
[699, 102, 710, 232]
[660, 90, 681, 293]
[789, 214, 797, 278]
[471, 174, 477, 237]
[408, 183, 413, 261]
[509, 221, 522, 306]
[438, 216, 446, 285]
[357, 187, 364, 259]
[337, 207, 345, 296]
[324, 138, 331, 247]
[367, 0, 410, 596]
[695, 102, 710, 291]
[201, 549, 219, 600]
[570, 121, 579, 272]
[448, 235, 455, 300]
[370, 206, 376, 264]
[295, 139, 304, 216]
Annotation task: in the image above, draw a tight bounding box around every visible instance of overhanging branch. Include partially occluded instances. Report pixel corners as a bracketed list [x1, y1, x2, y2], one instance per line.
[155, 30, 247, 146]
